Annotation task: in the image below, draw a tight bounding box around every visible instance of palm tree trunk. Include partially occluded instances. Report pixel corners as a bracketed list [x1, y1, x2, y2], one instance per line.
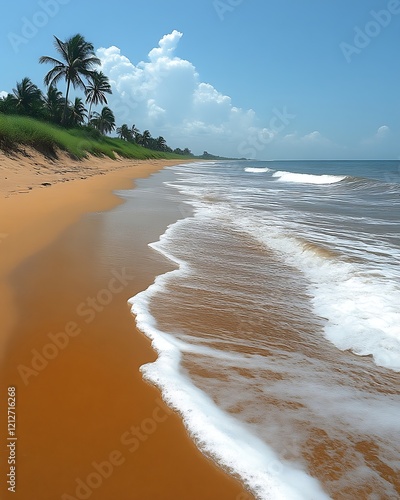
[87, 102, 93, 125]
[62, 78, 71, 125]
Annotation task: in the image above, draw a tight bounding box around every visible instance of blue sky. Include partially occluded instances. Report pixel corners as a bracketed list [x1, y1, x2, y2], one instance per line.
[0, 0, 398, 159]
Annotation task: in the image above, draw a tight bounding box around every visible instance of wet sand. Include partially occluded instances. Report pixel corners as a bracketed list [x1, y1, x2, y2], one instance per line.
[0, 157, 252, 499]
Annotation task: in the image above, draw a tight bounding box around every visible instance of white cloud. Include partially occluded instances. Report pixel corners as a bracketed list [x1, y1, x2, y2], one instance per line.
[361, 125, 390, 146]
[282, 130, 333, 146]
[275, 130, 339, 158]
[99, 31, 391, 159]
[97, 31, 278, 156]
[148, 30, 183, 62]
[0, 91, 7, 99]
[302, 131, 323, 142]
[375, 125, 390, 139]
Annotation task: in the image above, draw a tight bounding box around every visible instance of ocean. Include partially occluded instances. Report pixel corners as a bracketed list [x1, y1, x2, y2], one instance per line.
[126, 160, 400, 499]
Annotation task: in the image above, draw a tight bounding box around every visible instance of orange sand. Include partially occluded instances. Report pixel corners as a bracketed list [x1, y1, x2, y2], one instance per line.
[0, 151, 253, 499]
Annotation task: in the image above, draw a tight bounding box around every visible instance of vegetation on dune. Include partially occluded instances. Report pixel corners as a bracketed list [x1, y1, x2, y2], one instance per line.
[0, 33, 196, 160]
[0, 114, 189, 160]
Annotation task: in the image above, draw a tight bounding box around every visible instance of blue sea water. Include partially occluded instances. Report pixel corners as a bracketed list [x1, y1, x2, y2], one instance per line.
[129, 160, 400, 499]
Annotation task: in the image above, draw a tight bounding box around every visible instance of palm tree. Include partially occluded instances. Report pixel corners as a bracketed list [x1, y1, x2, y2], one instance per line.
[137, 129, 151, 147]
[116, 125, 124, 140]
[85, 71, 112, 123]
[90, 106, 115, 135]
[116, 124, 132, 141]
[155, 136, 167, 151]
[11, 77, 43, 117]
[0, 93, 18, 114]
[43, 86, 65, 124]
[130, 124, 139, 142]
[39, 34, 100, 124]
[68, 97, 87, 126]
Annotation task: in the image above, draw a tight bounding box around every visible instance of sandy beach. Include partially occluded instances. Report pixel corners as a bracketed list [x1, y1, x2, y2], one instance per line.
[0, 150, 252, 500]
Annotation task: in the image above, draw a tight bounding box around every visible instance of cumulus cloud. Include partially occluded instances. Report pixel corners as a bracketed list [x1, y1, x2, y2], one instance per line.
[0, 91, 7, 99]
[268, 130, 340, 158]
[302, 131, 324, 142]
[375, 125, 390, 139]
[281, 130, 333, 145]
[99, 31, 372, 159]
[96, 30, 278, 156]
[361, 125, 390, 146]
[148, 30, 183, 61]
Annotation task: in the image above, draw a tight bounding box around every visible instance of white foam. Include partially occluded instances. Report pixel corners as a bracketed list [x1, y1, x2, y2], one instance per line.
[172, 162, 400, 372]
[231, 212, 400, 372]
[245, 167, 272, 173]
[272, 171, 346, 185]
[129, 218, 330, 500]
[145, 161, 400, 496]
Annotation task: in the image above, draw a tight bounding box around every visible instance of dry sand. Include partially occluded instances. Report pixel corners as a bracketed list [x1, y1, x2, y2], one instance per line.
[0, 150, 253, 500]
[0, 147, 145, 198]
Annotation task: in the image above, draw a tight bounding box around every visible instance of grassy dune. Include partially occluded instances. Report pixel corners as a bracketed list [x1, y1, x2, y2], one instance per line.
[0, 115, 190, 160]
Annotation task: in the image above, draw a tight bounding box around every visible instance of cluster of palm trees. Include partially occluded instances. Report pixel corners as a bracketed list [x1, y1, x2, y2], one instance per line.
[115, 123, 191, 154]
[0, 34, 114, 132]
[0, 33, 194, 155]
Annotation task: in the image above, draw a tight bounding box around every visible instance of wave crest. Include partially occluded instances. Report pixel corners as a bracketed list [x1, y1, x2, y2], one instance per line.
[273, 171, 346, 185]
[244, 167, 272, 173]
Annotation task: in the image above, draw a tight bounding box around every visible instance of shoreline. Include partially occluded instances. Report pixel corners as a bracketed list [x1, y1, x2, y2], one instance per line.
[0, 146, 193, 199]
[0, 154, 252, 499]
[0, 155, 186, 356]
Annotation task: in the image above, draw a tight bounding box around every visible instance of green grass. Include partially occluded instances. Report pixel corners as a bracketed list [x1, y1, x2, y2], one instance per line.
[0, 114, 190, 160]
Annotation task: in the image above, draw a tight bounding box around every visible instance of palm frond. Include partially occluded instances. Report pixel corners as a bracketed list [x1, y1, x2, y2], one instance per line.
[39, 55, 63, 66]
[43, 66, 66, 87]
[53, 36, 69, 62]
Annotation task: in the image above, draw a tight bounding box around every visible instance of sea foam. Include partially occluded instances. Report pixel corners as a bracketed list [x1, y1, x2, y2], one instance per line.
[245, 167, 272, 173]
[129, 218, 331, 500]
[231, 212, 400, 372]
[272, 171, 346, 184]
